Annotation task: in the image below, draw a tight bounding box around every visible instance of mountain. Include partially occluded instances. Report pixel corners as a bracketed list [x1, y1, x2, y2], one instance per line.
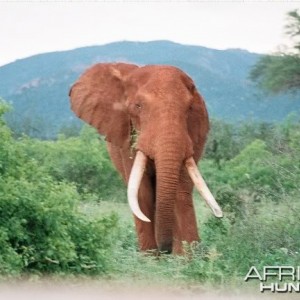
[0, 40, 299, 138]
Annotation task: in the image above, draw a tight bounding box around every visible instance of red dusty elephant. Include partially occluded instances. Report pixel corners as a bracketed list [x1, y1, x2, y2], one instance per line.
[69, 63, 222, 254]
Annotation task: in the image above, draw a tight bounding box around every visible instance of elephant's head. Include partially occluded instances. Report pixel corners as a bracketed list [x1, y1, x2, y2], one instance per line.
[69, 63, 222, 251]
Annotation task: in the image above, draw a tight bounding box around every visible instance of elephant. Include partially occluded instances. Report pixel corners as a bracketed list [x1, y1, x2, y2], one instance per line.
[69, 63, 222, 254]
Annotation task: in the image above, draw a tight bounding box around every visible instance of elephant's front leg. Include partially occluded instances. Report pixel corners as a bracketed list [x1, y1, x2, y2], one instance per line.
[173, 169, 199, 254]
[134, 172, 157, 251]
[106, 143, 156, 251]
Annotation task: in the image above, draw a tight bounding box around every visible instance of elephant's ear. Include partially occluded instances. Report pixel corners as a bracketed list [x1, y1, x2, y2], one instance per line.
[69, 63, 138, 147]
[187, 86, 210, 160]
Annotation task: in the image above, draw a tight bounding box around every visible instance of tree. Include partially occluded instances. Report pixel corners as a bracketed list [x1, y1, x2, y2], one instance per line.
[250, 10, 300, 94]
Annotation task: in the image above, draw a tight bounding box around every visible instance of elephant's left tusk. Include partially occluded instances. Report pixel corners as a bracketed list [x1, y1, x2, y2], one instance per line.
[127, 151, 151, 222]
[185, 157, 223, 218]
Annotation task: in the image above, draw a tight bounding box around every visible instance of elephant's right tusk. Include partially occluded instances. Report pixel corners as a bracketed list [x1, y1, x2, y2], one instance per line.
[185, 157, 223, 218]
[127, 151, 151, 222]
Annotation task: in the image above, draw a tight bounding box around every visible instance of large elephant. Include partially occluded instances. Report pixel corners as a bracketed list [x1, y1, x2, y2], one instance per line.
[69, 63, 222, 254]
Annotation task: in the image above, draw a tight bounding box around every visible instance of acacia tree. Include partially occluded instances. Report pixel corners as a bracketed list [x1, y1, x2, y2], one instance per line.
[250, 10, 300, 94]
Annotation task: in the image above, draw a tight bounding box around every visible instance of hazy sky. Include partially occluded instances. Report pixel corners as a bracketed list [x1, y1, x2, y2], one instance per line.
[0, 1, 299, 67]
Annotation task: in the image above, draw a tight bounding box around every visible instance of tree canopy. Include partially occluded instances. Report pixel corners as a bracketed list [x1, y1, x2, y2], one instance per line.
[250, 10, 300, 94]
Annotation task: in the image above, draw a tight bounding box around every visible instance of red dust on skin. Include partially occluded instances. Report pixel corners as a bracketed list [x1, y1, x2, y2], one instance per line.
[69, 63, 212, 254]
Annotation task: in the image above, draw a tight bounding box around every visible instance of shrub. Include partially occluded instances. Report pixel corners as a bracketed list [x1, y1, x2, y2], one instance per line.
[20, 126, 126, 201]
[0, 103, 119, 277]
[0, 175, 119, 277]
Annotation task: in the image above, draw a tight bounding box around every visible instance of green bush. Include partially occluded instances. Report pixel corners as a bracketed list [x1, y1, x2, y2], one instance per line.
[214, 198, 300, 277]
[0, 103, 119, 277]
[20, 126, 126, 201]
[0, 176, 118, 277]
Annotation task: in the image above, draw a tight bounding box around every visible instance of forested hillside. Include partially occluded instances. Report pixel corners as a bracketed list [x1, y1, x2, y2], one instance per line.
[0, 40, 299, 138]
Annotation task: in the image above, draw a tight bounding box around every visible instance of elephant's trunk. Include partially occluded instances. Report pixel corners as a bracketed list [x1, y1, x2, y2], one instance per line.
[154, 136, 186, 253]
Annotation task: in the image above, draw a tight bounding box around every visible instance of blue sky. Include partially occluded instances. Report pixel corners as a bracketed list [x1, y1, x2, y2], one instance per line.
[0, 1, 299, 66]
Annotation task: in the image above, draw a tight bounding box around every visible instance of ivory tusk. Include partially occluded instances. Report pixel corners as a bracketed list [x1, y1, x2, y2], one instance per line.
[127, 151, 151, 222]
[185, 157, 223, 218]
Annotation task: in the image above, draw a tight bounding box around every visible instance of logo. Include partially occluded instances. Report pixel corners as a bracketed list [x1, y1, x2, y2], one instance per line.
[244, 266, 300, 293]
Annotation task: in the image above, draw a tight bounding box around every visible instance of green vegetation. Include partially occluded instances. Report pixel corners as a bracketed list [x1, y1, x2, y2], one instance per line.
[250, 10, 300, 94]
[20, 127, 125, 200]
[0, 100, 300, 291]
[0, 101, 119, 277]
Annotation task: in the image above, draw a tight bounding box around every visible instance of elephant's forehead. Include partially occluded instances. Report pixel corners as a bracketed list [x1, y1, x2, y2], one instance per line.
[141, 65, 187, 79]
[130, 66, 190, 91]
[128, 65, 186, 83]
